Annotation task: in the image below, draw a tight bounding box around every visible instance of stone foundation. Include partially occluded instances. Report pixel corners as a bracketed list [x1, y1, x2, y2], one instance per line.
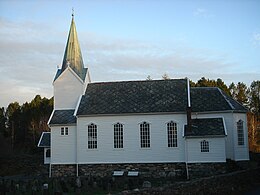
[187, 162, 227, 178]
[51, 162, 228, 179]
[51, 164, 77, 177]
[79, 163, 186, 179]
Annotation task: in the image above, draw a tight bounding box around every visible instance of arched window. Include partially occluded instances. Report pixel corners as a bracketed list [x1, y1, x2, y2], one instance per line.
[88, 123, 97, 149]
[140, 122, 150, 148]
[167, 121, 177, 147]
[237, 120, 244, 145]
[200, 140, 209, 152]
[114, 123, 123, 149]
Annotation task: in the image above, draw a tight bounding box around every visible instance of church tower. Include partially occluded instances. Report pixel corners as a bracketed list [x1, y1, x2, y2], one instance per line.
[53, 14, 90, 109]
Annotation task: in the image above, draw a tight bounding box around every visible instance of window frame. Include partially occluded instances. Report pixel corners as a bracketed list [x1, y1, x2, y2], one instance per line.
[88, 123, 97, 149]
[114, 123, 124, 149]
[60, 127, 69, 136]
[167, 121, 178, 148]
[140, 122, 150, 148]
[200, 140, 209, 152]
[237, 120, 244, 146]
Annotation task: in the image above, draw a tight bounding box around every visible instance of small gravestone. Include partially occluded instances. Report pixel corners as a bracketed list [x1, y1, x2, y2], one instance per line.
[93, 181, 97, 188]
[75, 177, 81, 188]
[142, 181, 151, 188]
[43, 183, 48, 190]
[133, 188, 140, 192]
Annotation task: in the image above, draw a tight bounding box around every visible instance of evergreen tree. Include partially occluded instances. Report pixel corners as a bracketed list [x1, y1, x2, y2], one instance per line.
[0, 107, 7, 136]
[249, 80, 260, 115]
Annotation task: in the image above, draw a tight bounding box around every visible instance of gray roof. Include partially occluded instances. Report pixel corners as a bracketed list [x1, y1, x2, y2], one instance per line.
[49, 109, 76, 125]
[76, 79, 247, 116]
[77, 79, 188, 115]
[191, 87, 246, 112]
[184, 118, 226, 137]
[37, 132, 50, 147]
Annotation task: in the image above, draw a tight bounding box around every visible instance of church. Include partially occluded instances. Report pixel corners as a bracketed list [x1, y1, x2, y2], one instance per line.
[38, 15, 249, 178]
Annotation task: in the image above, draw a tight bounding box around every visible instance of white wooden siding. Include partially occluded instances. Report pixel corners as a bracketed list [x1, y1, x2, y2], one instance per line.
[186, 138, 226, 163]
[50, 112, 248, 164]
[44, 148, 50, 164]
[77, 114, 186, 164]
[192, 112, 249, 161]
[53, 68, 86, 109]
[51, 125, 76, 164]
[233, 113, 249, 161]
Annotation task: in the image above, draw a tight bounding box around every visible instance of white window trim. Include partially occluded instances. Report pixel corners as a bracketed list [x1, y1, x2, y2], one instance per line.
[237, 120, 245, 146]
[139, 121, 151, 149]
[113, 122, 124, 149]
[87, 123, 97, 149]
[60, 127, 69, 136]
[166, 121, 178, 148]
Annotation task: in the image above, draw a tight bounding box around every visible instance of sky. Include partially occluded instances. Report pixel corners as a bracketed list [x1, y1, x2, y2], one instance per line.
[0, 0, 260, 107]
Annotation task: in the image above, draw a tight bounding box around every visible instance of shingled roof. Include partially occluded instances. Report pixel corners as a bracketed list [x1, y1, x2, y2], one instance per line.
[190, 87, 246, 112]
[76, 79, 247, 116]
[184, 118, 226, 137]
[77, 79, 188, 115]
[37, 132, 50, 147]
[49, 109, 76, 125]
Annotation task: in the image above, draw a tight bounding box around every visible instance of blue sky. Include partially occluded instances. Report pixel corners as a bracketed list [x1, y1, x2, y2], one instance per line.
[0, 0, 259, 107]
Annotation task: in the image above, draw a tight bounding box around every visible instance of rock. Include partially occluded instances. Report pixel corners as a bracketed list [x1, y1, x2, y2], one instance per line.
[167, 171, 176, 177]
[142, 181, 151, 188]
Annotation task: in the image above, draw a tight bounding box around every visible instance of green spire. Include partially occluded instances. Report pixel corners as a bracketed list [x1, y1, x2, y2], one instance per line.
[61, 14, 85, 79]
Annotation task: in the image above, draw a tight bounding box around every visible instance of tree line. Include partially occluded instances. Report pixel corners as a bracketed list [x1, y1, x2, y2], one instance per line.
[0, 95, 53, 153]
[0, 77, 259, 153]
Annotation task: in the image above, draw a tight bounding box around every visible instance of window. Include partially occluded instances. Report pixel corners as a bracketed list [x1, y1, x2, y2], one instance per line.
[88, 123, 97, 149]
[114, 123, 123, 149]
[167, 121, 177, 147]
[140, 122, 150, 148]
[46, 149, 50, 158]
[237, 120, 244, 145]
[61, 127, 68, 136]
[200, 140, 209, 152]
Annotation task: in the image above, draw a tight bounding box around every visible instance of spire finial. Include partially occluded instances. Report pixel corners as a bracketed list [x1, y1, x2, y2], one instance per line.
[72, 7, 74, 18]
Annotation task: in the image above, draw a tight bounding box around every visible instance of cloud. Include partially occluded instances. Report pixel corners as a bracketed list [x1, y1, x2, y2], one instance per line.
[193, 8, 214, 18]
[0, 17, 257, 107]
[253, 32, 260, 46]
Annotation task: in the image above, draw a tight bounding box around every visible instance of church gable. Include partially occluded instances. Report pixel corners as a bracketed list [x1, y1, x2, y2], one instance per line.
[53, 67, 85, 109]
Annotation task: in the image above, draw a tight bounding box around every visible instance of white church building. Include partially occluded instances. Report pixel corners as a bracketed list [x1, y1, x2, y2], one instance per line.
[38, 15, 249, 178]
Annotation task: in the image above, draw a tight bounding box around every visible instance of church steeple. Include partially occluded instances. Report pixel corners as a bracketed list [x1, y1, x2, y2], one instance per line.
[60, 14, 85, 80]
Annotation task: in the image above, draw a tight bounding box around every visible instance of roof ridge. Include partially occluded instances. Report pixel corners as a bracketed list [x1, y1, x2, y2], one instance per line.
[191, 87, 219, 89]
[217, 88, 235, 110]
[89, 79, 187, 85]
